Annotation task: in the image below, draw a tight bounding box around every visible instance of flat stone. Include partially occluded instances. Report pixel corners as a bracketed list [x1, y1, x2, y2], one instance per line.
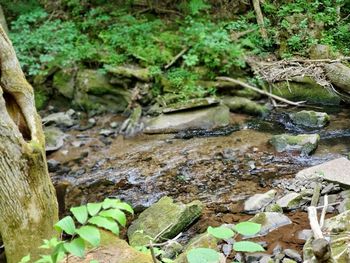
[250, 212, 292, 237]
[289, 110, 329, 128]
[269, 134, 320, 155]
[127, 196, 203, 247]
[276, 192, 304, 210]
[296, 157, 350, 187]
[44, 126, 66, 152]
[43, 111, 74, 127]
[244, 190, 276, 213]
[297, 229, 313, 241]
[283, 248, 302, 262]
[162, 97, 219, 113]
[144, 105, 230, 134]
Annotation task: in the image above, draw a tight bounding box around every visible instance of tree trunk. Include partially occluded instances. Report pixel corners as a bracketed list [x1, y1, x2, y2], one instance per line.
[0, 5, 8, 35]
[0, 25, 58, 263]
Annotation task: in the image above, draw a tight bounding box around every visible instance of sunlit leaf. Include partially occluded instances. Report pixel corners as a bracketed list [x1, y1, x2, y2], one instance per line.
[102, 198, 133, 214]
[87, 202, 103, 216]
[64, 238, 85, 258]
[88, 216, 119, 235]
[187, 248, 220, 263]
[55, 216, 76, 235]
[207, 226, 235, 239]
[19, 254, 30, 263]
[99, 208, 126, 226]
[70, 205, 88, 224]
[233, 241, 265, 253]
[234, 222, 261, 236]
[76, 226, 100, 247]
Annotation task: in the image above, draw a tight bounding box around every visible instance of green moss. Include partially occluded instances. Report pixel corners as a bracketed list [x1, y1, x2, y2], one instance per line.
[265, 204, 283, 213]
[34, 90, 48, 110]
[290, 110, 329, 128]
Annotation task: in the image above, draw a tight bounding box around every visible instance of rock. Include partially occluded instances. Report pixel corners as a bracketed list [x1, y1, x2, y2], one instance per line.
[42, 111, 75, 127]
[337, 198, 350, 213]
[264, 204, 283, 213]
[144, 105, 230, 134]
[119, 105, 143, 136]
[69, 230, 153, 263]
[296, 157, 350, 187]
[75, 69, 130, 113]
[272, 77, 340, 105]
[162, 241, 183, 259]
[276, 192, 306, 210]
[174, 232, 218, 263]
[47, 159, 61, 172]
[250, 212, 292, 237]
[222, 96, 269, 116]
[282, 259, 297, 263]
[269, 134, 320, 155]
[324, 63, 350, 93]
[99, 129, 114, 137]
[162, 97, 219, 113]
[289, 110, 329, 128]
[44, 126, 66, 152]
[309, 44, 331, 59]
[283, 248, 302, 262]
[259, 255, 274, 263]
[297, 229, 313, 241]
[106, 65, 151, 82]
[244, 190, 276, 213]
[53, 69, 76, 99]
[127, 196, 204, 247]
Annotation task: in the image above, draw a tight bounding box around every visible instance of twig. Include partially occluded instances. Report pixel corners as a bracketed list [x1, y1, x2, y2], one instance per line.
[146, 232, 182, 247]
[259, 57, 350, 65]
[252, 0, 268, 39]
[149, 241, 158, 263]
[307, 206, 324, 239]
[320, 195, 328, 228]
[230, 29, 255, 41]
[153, 223, 174, 242]
[311, 183, 321, 207]
[315, 201, 341, 209]
[164, 47, 189, 69]
[216, 77, 305, 106]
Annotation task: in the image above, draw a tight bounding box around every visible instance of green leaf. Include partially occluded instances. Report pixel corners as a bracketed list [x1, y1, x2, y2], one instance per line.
[19, 254, 30, 263]
[76, 226, 100, 247]
[102, 198, 133, 214]
[99, 208, 126, 226]
[64, 238, 85, 258]
[187, 248, 220, 263]
[233, 241, 265, 253]
[207, 226, 235, 239]
[55, 216, 76, 235]
[90, 261, 99, 263]
[234, 222, 261, 236]
[87, 202, 103, 216]
[70, 205, 88, 224]
[88, 216, 119, 235]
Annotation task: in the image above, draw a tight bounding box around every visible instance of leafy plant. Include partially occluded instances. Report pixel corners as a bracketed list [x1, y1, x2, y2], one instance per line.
[187, 221, 264, 263]
[20, 198, 133, 263]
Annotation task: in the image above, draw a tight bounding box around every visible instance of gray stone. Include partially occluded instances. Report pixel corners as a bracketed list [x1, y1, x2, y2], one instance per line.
[47, 159, 61, 172]
[244, 190, 276, 213]
[222, 96, 269, 116]
[127, 196, 203, 247]
[296, 157, 350, 187]
[324, 63, 350, 94]
[144, 105, 230, 134]
[162, 97, 219, 113]
[269, 134, 320, 155]
[283, 249, 302, 262]
[53, 69, 76, 99]
[43, 111, 75, 127]
[276, 192, 305, 210]
[259, 255, 274, 263]
[309, 44, 331, 59]
[99, 129, 114, 137]
[282, 259, 297, 263]
[250, 212, 292, 237]
[44, 126, 66, 152]
[289, 110, 329, 128]
[297, 229, 313, 241]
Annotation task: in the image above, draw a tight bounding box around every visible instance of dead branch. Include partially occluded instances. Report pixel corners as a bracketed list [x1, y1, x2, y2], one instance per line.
[320, 195, 328, 228]
[252, 0, 268, 39]
[307, 206, 324, 239]
[311, 183, 321, 206]
[216, 76, 305, 106]
[164, 47, 189, 69]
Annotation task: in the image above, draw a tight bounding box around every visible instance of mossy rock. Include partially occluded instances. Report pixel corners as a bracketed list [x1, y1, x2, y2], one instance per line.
[289, 110, 330, 128]
[269, 134, 320, 155]
[324, 63, 350, 94]
[222, 96, 269, 116]
[127, 196, 204, 247]
[272, 78, 340, 105]
[75, 69, 131, 113]
[53, 69, 76, 99]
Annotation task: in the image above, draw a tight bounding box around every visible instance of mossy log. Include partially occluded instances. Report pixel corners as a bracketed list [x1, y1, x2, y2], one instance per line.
[0, 25, 58, 262]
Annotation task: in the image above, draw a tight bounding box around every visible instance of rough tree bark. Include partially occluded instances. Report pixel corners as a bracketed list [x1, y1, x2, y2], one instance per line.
[0, 25, 58, 262]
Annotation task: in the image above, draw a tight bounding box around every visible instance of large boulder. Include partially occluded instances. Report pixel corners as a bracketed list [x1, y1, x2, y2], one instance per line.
[75, 69, 131, 112]
[222, 96, 269, 116]
[269, 134, 320, 155]
[324, 63, 350, 94]
[296, 157, 350, 187]
[53, 69, 76, 99]
[127, 196, 204, 247]
[289, 110, 329, 128]
[162, 97, 220, 113]
[144, 105, 230, 134]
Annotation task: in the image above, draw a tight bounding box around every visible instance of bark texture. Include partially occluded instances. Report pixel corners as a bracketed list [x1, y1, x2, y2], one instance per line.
[0, 25, 58, 262]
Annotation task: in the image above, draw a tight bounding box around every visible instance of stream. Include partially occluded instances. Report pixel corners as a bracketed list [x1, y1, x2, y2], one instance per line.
[48, 105, 350, 255]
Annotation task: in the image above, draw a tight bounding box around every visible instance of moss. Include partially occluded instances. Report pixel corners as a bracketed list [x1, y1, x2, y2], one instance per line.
[265, 204, 283, 213]
[34, 90, 48, 110]
[52, 69, 75, 99]
[269, 134, 320, 155]
[250, 212, 267, 225]
[222, 96, 269, 116]
[290, 110, 329, 128]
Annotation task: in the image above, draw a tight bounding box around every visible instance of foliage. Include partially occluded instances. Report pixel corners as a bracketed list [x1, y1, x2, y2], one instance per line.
[187, 221, 264, 263]
[20, 198, 133, 263]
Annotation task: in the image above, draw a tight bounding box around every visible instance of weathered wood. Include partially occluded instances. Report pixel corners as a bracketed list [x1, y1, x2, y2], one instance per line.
[0, 24, 58, 262]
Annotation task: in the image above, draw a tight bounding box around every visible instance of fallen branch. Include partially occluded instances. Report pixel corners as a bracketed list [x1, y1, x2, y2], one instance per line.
[252, 0, 268, 39]
[258, 57, 350, 66]
[149, 241, 159, 263]
[311, 183, 321, 206]
[320, 195, 328, 228]
[216, 77, 305, 106]
[164, 47, 189, 69]
[307, 206, 323, 239]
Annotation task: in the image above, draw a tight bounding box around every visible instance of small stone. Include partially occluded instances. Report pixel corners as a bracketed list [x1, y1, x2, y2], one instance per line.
[282, 259, 297, 263]
[297, 229, 313, 241]
[88, 118, 96, 125]
[289, 110, 329, 128]
[43, 111, 75, 127]
[244, 190, 277, 213]
[276, 192, 305, 210]
[250, 212, 292, 237]
[66, 109, 75, 116]
[110, 121, 118, 129]
[265, 204, 283, 213]
[71, 141, 84, 148]
[47, 159, 61, 172]
[99, 129, 114, 137]
[269, 134, 320, 156]
[272, 243, 283, 255]
[283, 248, 302, 262]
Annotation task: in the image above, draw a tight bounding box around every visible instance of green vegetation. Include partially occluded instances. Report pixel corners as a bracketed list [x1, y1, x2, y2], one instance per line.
[187, 221, 264, 263]
[20, 198, 133, 263]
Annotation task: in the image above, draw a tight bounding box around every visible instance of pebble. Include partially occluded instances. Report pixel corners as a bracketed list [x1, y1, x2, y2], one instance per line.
[99, 129, 114, 137]
[283, 248, 302, 262]
[47, 159, 61, 172]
